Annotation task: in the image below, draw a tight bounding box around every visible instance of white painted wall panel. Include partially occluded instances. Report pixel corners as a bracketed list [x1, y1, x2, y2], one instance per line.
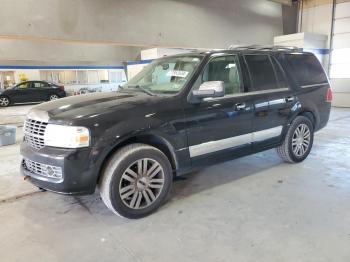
[332, 33, 350, 49]
[331, 79, 350, 93]
[330, 1, 350, 106]
[301, 4, 333, 41]
[335, 2, 350, 19]
[334, 18, 350, 34]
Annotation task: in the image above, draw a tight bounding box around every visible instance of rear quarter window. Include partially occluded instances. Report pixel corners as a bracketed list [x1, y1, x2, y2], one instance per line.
[285, 53, 328, 87]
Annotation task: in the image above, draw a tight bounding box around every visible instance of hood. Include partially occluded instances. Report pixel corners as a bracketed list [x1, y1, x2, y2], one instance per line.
[31, 91, 162, 124]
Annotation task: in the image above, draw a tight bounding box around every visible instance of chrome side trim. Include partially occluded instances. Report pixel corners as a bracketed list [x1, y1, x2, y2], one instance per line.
[203, 88, 289, 102]
[189, 133, 251, 158]
[252, 126, 283, 142]
[189, 125, 283, 157]
[300, 83, 329, 88]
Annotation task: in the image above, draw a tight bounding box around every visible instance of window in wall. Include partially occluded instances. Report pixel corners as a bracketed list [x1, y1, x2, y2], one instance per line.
[77, 71, 88, 84]
[65, 71, 77, 84]
[87, 70, 99, 84]
[98, 70, 109, 83]
[285, 53, 328, 85]
[198, 55, 241, 96]
[244, 54, 278, 92]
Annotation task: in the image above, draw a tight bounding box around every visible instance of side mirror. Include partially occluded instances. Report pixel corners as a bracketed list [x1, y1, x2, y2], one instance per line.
[191, 81, 225, 102]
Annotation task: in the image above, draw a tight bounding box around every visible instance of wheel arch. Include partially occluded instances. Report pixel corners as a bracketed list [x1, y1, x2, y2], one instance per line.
[97, 133, 178, 183]
[298, 111, 317, 128]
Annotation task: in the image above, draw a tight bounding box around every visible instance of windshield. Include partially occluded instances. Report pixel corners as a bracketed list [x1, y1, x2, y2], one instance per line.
[124, 55, 203, 95]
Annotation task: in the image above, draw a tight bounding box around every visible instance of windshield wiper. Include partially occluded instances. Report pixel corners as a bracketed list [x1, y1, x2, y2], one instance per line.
[126, 85, 156, 96]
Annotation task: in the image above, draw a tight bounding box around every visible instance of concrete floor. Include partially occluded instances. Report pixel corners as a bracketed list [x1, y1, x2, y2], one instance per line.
[0, 107, 349, 262]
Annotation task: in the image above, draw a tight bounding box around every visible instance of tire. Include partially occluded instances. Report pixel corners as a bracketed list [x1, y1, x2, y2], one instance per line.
[276, 116, 314, 163]
[48, 94, 59, 101]
[0, 96, 10, 107]
[99, 143, 173, 219]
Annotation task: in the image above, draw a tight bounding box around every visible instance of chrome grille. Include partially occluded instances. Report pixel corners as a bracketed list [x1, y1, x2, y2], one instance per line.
[23, 158, 63, 180]
[24, 119, 48, 150]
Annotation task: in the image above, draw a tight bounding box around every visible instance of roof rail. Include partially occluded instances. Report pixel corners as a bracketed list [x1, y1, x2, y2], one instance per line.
[228, 45, 302, 52]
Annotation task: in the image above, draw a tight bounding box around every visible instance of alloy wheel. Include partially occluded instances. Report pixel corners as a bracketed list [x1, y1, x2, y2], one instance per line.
[0, 97, 10, 107]
[50, 94, 59, 100]
[119, 158, 165, 209]
[292, 123, 311, 157]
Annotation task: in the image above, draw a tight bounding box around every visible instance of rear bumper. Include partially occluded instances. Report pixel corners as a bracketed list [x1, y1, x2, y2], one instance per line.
[20, 142, 97, 195]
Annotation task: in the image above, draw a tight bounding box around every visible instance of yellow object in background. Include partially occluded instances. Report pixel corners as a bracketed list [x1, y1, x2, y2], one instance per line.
[19, 73, 28, 82]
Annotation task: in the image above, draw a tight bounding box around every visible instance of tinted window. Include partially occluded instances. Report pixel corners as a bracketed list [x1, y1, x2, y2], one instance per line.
[285, 53, 328, 86]
[200, 55, 241, 96]
[17, 82, 30, 89]
[33, 82, 49, 88]
[245, 54, 278, 92]
[271, 57, 288, 88]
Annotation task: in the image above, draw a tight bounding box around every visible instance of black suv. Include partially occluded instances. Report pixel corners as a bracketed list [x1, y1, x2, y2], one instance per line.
[20, 47, 332, 218]
[0, 81, 66, 107]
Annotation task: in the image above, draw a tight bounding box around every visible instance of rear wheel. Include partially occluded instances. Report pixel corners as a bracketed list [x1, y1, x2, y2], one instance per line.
[0, 96, 10, 107]
[99, 143, 173, 219]
[49, 94, 59, 101]
[277, 116, 314, 163]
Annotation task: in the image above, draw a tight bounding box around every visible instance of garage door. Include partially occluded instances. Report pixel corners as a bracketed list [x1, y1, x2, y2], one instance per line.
[330, 1, 350, 107]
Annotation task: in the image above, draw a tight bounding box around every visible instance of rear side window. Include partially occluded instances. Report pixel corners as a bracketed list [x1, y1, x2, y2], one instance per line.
[33, 82, 49, 88]
[285, 53, 328, 86]
[271, 57, 288, 88]
[244, 54, 279, 92]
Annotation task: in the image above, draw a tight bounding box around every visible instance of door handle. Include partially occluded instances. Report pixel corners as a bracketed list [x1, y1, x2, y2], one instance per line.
[235, 103, 246, 110]
[285, 96, 294, 103]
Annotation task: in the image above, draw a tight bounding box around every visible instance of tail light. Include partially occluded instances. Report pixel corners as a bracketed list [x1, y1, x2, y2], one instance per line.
[326, 88, 333, 102]
[59, 85, 65, 91]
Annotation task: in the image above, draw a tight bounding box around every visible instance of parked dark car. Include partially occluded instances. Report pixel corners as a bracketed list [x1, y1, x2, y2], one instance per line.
[0, 81, 66, 107]
[20, 47, 332, 218]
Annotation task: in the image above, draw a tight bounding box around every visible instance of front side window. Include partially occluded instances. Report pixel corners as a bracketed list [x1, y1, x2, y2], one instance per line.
[245, 54, 278, 92]
[194, 55, 241, 96]
[17, 82, 30, 89]
[125, 55, 203, 95]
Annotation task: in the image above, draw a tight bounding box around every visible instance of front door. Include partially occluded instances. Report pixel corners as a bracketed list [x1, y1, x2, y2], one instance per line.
[9, 82, 33, 103]
[184, 54, 255, 167]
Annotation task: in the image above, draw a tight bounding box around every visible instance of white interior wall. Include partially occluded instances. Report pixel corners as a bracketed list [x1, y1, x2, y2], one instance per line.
[300, 0, 350, 107]
[0, 0, 283, 49]
[0, 0, 284, 68]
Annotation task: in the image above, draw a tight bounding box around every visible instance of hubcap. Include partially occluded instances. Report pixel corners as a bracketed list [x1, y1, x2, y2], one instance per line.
[50, 95, 58, 100]
[119, 158, 165, 209]
[0, 97, 9, 106]
[292, 123, 311, 157]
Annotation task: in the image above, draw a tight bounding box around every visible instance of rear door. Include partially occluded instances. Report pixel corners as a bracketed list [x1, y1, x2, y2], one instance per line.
[184, 54, 255, 167]
[242, 53, 295, 150]
[31, 81, 51, 101]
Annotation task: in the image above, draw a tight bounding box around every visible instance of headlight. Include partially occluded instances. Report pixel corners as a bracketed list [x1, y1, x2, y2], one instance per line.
[44, 124, 90, 148]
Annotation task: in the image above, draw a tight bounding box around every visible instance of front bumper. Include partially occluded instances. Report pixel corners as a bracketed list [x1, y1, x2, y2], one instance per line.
[20, 142, 97, 195]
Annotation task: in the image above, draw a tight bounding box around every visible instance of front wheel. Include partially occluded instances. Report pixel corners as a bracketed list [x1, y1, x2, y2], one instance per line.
[277, 116, 314, 163]
[0, 96, 10, 107]
[99, 143, 173, 219]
